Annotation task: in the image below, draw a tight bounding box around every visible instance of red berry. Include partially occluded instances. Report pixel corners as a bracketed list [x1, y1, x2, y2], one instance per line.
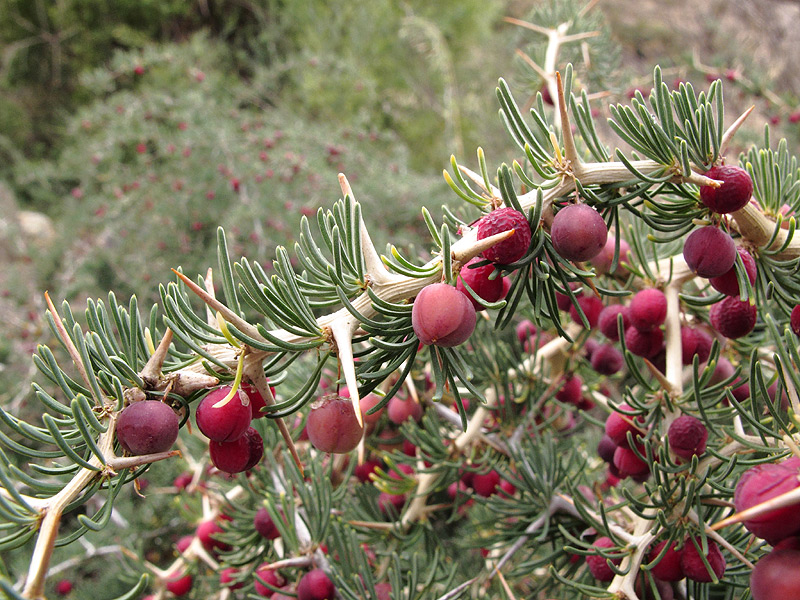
[195, 386, 252, 442]
[681, 537, 726, 583]
[647, 540, 685, 582]
[734, 462, 800, 544]
[220, 567, 244, 590]
[411, 283, 476, 347]
[55, 579, 73, 595]
[165, 570, 193, 596]
[133, 65, 145, 76]
[708, 247, 757, 297]
[378, 491, 406, 514]
[306, 394, 364, 453]
[116, 400, 179, 455]
[515, 320, 537, 343]
[297, 568, 335, 600]
[667, 415, 708, 460]
[751, 542, 800, 600]
[613, 445, 649, 478]
[700, 165, 754, 214]
[551, 204, 608, 262]
[605, 405, 645, 447]
[598, 304, 629, 341]
[476, 207, 531, 264]
[597, 435, 618, 464]
[624, 325, 664, 359]
[196, 518, 230, 554]
[591, 343, 624, 375]
[628, 289, 667, 332]
[241, 382, 274, 419]
[568, 294, 604, 329]
[683, 226, 737, 278]
[791, 305, 800, 337]
[254, 563, 286, 597]
[472, 469, 501, 497]
[585, 537, 620, 581]
[254, 507, 281, 539]
[176, 534, 193, 553]
[456, 257, 505, 310]
[555, 374, 583, 405]
[709, 296, 757, 339]
[680, 326, 712, 365]
[210, 427, 263, 473]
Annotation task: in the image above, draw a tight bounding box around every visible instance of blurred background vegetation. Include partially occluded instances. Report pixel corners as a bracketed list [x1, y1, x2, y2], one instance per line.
[2, 0, 800, 594]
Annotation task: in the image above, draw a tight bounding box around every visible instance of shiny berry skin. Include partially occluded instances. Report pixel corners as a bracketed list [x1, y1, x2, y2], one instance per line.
[209, 426, 264, 473]
[551, 204, 608, 262]
[585, 537, 620, 581]
[750, 540, 800, 600]
[472, 469, 501, 497]
[648, 540, 685, 582]
[667, 415, 708, 460]
[476, 207, 531, 264]
[456, 257, 505, 310]
[412, 283, 476, 347]
[734, 462, 800, 544]
[791, 305, 800, 336]
[681, 537, 726, 583]
[709, 296, 758, 339]
[195, 386, 252, 442]
[700, 165, 754, 213]
[297, 568, 335, 600]
[683, 226, 737, 278]
[604, 405, 645, 447]
[628, 289, 667, 332]
[306, 394, 364, 453]
[708, 247, 757, 297]
[116, 400, 179, 455]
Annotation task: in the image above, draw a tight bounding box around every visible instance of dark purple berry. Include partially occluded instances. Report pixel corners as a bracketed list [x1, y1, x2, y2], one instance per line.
[709, 296, 757, 339]
[700, 165, 753, 214]
[551, 204, 608, 262]
[116, 400, 179, 456]
[683, 226, 736, 278]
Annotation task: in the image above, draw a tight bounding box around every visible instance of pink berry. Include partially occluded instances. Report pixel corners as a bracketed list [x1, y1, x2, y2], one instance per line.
[568, 294, 604, 329]
[590, 235, 630, 275]
[700, 165, 754, 214]
[586, 537, 620, 581]
[667, 415, 708, 460]
[456, 257, 505, 310]
[708, 247, 757, 297]
[734, 462, 800, 544]
[555, 374, 583, 405]
[551, 204, 608, 262]
[359, 393, 385, 425]
[297, 569, 335, 600]
[648, 540, 685, 582]
[624, 325, 664, 359]
[683, 226, 737, 278]
[476, 207, 531, 264]
[591, 344, 624, 375]
[306, 394, 364, 453]
[241, 382, 274, 419]
[254, 507, 281, 539]
[209, 427, 263, 473]
[387, 395, 423, 424]
[116, 400, 179, 455]
[472, 469, 501, 497]
[55, 579, 73, 596]
[709, 296, 758, 339]
[195, 386, 252, 442]
[680, 326, 712, 365]
[411, 283, 476, 347]
[613, 445, 649, 478]
[628, 289, 667, 332]
[681, 537, 726, 583]
[598, 305, 629, 341]
[220, 567, 244, 590]
[751, 540, 800, 600]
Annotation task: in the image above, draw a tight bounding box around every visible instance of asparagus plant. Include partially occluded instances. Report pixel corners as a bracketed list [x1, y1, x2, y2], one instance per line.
[2, 4, 800, 600]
